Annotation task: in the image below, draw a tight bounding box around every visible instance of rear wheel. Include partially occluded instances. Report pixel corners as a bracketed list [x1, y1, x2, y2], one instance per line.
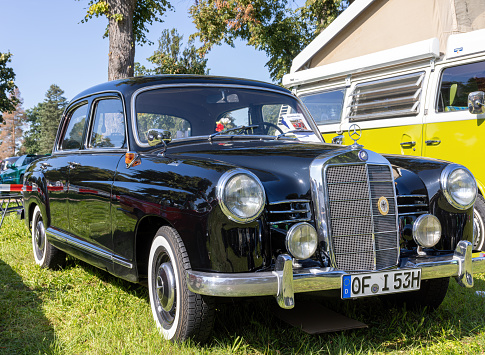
[31, 206, 66, 269]
[473, 195, 485, 251]
[148, 226, 215, 342]
[381, 277, 450, 310]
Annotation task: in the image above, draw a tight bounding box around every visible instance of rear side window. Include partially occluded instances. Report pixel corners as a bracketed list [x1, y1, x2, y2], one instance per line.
[348, 72, 425, 121]
[300, 89, 345, 125]
[437, 61, 485, 112]
[61, 104, 88, 150]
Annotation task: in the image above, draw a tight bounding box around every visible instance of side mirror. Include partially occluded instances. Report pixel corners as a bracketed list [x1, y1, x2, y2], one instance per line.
[332, 135, 344, 145]
[147, 129, 172, 147]
[468, 91, 485, 114]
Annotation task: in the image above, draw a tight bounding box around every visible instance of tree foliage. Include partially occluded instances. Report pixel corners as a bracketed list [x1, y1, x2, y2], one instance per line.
[79, 0, 172, 80]
[0, 52, 19, 124]
[22, 85, 68, 154]
[189, 0, 350, 82]
[135, 29, 209, 76]
[0, 89, 25, 159]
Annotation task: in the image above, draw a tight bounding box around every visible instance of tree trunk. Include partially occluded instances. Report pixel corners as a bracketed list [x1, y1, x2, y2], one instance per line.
[107, 0, 136, 81]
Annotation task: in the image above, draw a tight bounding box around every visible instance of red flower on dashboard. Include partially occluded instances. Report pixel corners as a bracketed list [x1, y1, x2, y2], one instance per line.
[216, 123, 224, 132]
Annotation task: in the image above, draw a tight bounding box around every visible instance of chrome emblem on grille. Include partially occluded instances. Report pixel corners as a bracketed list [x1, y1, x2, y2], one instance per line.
[358, 150, 368, 161]
[377, 196, 389, 215]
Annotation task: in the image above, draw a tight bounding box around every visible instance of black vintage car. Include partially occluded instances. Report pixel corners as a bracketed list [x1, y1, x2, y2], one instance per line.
[23, 75, 485, 342]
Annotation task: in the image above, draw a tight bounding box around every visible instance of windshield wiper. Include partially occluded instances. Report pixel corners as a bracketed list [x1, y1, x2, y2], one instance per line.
[208, 125, 259, 141]
[274, 131, 299, 140]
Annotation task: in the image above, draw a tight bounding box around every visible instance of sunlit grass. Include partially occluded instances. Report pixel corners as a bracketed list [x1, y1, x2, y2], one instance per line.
[1, 214, 484, 354]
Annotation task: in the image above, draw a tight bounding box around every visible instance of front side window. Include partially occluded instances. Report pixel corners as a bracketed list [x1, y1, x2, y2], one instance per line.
[437, 61, 485, 112]
[61, 104, 88, 150]
[300, 89, 345, 125]
[134, 87, 317, 145]
[89, 99, 126, 148]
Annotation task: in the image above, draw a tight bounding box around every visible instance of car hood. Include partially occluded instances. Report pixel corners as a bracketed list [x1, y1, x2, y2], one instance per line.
[165, 139, 348, 202]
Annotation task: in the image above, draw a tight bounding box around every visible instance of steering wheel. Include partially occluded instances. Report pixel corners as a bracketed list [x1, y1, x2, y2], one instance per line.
[260, 122, 284, 135]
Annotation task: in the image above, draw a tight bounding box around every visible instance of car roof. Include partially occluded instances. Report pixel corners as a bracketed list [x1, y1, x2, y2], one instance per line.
[70, 75, 289, 104]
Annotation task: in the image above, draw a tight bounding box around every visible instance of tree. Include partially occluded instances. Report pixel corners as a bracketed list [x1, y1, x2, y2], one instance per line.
[0, 89, 25, 159]
[0, 52, 19, 124]
[22, 85, 68, 155]
[189, 0, 350, 82]
[80, 0, 172, 80]
[135, 29, 209, 76]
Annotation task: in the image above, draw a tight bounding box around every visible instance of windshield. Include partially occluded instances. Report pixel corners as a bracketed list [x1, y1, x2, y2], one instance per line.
[134, 86, 321, 144]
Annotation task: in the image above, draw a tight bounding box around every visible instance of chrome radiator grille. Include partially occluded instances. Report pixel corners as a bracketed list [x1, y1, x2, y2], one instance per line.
[326, 164, 399, 271]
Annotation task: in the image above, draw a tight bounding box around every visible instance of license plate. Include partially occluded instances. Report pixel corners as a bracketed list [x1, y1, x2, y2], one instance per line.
[341, 269, 421, 299]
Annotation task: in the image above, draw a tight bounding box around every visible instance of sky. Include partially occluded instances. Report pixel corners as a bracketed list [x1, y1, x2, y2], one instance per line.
[0, 0, 279, 111]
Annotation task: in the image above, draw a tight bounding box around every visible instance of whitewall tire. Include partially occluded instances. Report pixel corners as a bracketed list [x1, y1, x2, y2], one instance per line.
[148, 226, 215, 342]
[31, 205, 66, 269]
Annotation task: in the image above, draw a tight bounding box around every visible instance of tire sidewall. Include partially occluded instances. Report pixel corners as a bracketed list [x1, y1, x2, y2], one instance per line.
[32, 206, 47, 266]
[148, 229, 183, 341]
[474, 195, 485, 251]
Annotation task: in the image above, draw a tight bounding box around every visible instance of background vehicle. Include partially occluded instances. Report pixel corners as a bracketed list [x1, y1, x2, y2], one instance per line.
[0, 155, 45, 184]
[0, 156, 19, 173]
[283, 0, 485, 250]
[22, 76, 485, 342]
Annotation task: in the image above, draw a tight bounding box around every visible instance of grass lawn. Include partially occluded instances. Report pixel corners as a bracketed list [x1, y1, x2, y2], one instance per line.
[1, 214, 484, 354]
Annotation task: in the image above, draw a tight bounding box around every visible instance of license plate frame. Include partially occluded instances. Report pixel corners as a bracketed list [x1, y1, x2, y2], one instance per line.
[341, 269, 421, 299]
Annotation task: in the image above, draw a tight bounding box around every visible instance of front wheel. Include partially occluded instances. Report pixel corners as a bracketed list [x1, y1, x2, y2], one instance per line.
[473, 195, 485, 251]
[31, 205, 66, 269]
[148, 226, 215, 342]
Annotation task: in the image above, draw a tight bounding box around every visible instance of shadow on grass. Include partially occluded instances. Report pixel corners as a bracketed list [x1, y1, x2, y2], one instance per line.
[0, 258, 56, 354]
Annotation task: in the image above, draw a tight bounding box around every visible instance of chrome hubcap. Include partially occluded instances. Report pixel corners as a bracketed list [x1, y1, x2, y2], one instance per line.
[35, 220, 45, 253]
[156, 262, 175, 312]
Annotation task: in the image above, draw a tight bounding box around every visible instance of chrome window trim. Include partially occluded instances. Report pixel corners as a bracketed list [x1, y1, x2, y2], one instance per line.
[86, 96, 128, 151]
[309, 148, 400, 270]
[54, 90, 129, 153]
[131, 83, 324, 148]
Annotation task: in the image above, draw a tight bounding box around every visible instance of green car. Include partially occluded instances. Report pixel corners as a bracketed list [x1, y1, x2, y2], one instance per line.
[0, 155, 44, 184]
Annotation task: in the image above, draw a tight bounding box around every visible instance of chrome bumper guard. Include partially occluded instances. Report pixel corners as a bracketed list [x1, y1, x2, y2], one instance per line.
[186, 241, 485, 309]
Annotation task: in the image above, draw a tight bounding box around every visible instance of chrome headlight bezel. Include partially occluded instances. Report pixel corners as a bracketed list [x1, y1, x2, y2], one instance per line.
[441, 164, 477, 210]
[216, 169, 265, 223]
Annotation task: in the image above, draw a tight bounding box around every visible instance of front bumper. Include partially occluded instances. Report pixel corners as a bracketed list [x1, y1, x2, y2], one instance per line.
[187, 241, 485, 309]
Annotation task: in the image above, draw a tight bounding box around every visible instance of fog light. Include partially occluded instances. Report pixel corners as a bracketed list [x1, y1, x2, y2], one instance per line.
[413, 214, 441, 248]
[286, 222, 318, 259]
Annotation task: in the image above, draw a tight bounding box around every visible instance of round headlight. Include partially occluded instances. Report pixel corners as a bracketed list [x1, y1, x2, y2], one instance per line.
[441, 164, 477, 210]
[286, 222, 318, 259]
[217, 169, 265, 223]
[413, 214, 441, 248]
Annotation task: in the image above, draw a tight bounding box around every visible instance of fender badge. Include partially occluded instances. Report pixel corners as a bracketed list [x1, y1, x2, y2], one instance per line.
[358, 150, 368, 161]
[377, 196, 390, 215]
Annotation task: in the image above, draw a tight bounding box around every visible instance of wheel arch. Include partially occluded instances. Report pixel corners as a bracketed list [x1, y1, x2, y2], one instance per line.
[135, 215, 173, 282]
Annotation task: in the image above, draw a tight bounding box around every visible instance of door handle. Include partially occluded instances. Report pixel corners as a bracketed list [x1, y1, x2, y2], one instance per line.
[68, 161, 81, 169]
[400, 141, 416, 147]
[425, 140, 441, 146]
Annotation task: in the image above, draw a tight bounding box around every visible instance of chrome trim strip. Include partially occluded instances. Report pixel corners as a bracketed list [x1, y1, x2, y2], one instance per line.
[269, 218, 311, 225]
[269, 199, 311, 205]
[186, 244, 485, 301]
[398, 211, 428, 216]
[398, 204, 428, 208]
[269, 209, 310, 214]
[46, 227, 133, 269]
[397, 195, 427, 198]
